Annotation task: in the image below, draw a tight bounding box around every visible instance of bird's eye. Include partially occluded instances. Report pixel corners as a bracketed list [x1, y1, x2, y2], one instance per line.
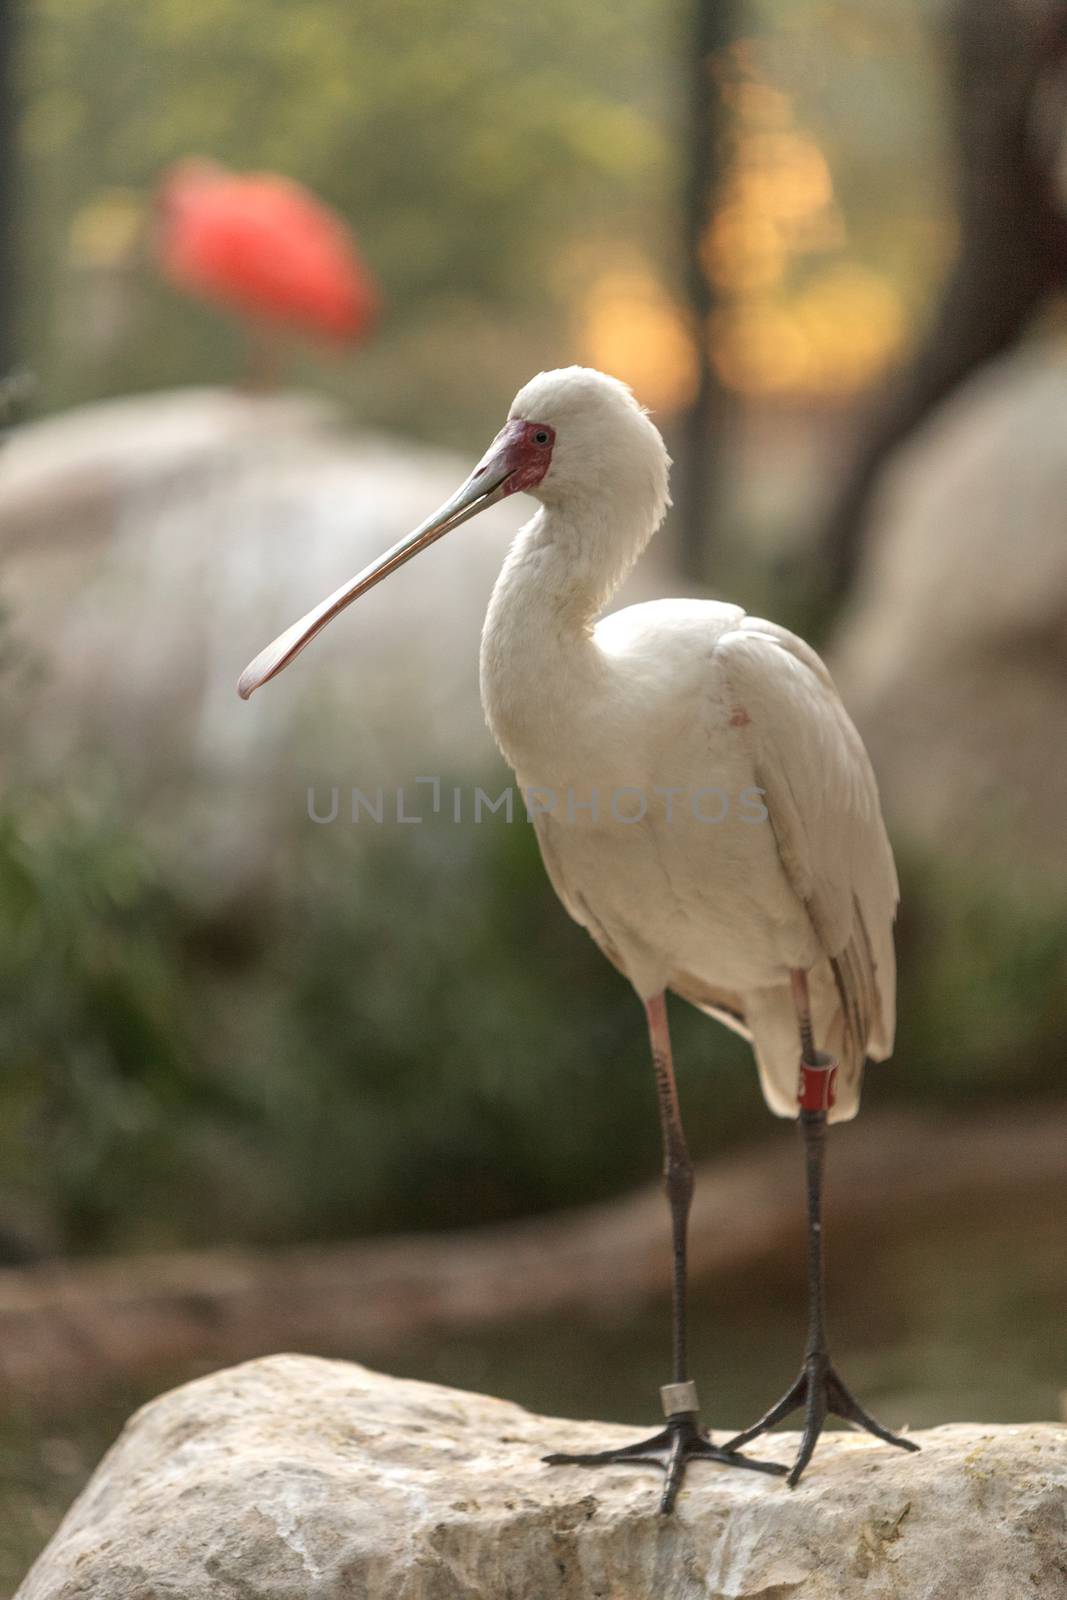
[533, 428, 550, 446]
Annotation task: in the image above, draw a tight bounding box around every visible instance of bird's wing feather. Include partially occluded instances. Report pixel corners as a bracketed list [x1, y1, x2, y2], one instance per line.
[715, 617, 898, 1079]
[531, 811, 629, 976]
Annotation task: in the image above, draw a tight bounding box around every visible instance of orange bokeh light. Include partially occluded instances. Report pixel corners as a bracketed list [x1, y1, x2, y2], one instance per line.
[576, 44, 908, 407]
[580, 270, 697, 414]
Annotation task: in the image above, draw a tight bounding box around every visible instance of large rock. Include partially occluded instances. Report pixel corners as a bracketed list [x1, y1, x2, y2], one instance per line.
[17, 1355, 1067, 1599]
[831, 348, 1067, 886]
[0, 387, 686, 888]
[0, 390, 526, 883]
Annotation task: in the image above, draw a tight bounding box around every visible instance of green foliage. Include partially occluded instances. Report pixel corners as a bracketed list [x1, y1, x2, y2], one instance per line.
[0, 604, 1059, 1257]
[224, 810, 766, 1243]
[16, 0, 948, 447]
[892, 847, 1067, 1105]
[2, 0, 1056, 1261]
[0, 759, 767, 1255]
[1, 742, 1063, 1262]
[0, 779, 250, 1251]
[18, 0, 671, 441]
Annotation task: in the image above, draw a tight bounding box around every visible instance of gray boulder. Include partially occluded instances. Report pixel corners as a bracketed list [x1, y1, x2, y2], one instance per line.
[17, 1354, 1067, 1599]
[831, 349, 1067, 886]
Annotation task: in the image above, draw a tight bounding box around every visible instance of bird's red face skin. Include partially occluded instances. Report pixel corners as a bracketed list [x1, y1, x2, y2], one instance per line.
[480, 418, 555, 497]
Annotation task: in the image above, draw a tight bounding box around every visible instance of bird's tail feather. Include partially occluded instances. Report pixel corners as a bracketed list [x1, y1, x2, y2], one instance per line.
[744, 965, 865, 1124]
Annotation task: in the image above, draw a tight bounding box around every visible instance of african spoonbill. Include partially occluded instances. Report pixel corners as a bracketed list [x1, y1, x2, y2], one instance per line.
[238, 367, 917, 1509]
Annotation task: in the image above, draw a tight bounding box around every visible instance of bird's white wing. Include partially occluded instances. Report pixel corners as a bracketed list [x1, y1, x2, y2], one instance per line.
[531, 809, 633, 978]
[715, 617, 898, 1079]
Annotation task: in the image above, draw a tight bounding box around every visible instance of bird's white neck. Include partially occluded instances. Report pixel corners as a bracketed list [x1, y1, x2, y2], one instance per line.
[479, 486, 664, 774]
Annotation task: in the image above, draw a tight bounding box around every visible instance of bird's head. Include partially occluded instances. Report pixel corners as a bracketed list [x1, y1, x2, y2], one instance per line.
[505, 366, 669, 515]
[237, 366, 670, 700]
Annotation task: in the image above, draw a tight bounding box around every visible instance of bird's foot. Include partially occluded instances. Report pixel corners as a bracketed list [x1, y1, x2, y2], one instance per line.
[721, 1352, 919, 1487]
[544, 1407, 787, 1515]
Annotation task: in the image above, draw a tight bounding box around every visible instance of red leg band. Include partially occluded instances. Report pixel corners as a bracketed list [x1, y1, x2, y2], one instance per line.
[798, 1051, 837, 1112]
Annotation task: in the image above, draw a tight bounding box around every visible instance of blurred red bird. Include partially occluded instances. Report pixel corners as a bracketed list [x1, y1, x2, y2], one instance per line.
[156, 160, 379, 347]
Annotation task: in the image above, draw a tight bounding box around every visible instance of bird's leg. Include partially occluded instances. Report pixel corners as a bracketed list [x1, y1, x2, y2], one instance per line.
[544, 992, 786, 1512]
[721, 970, 918, 1486]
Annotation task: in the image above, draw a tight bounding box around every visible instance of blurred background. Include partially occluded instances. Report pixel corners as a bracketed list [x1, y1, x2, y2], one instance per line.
[1, 0, 1066, 1583]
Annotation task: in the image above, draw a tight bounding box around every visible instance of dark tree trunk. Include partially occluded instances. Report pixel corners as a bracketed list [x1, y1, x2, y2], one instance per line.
[0, 0, 18, 382]
[820, 0, 1067, 610]
[676, 0, 737, 583]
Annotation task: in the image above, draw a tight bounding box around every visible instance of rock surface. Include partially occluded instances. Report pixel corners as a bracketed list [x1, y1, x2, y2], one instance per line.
[0, 389, 527, 878]
[831, 347, 1067, 886]
[0, 388, 683, 888]
[17, 1355, 1067, 1599]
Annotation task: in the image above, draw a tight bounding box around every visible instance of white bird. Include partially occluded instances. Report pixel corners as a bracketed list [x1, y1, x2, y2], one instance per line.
[239, 367, 917, 1509]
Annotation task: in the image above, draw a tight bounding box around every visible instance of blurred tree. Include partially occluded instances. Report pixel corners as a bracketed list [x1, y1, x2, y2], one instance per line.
[820, 0, 1067, 607]
[17, 0, 951, 453]
[0, 736, 1062, 1261]
[19, 0, 671, 443]
[6, 0, 1061, 1267]
[0, 0, 19, 380]
[675, 0, 736, 581]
